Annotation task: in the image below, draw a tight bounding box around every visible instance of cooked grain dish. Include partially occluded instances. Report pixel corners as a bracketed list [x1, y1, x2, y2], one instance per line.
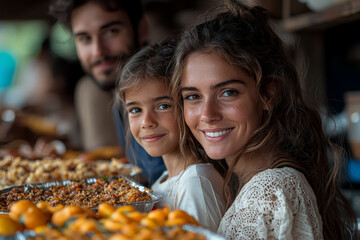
[0, 178, 151, 212]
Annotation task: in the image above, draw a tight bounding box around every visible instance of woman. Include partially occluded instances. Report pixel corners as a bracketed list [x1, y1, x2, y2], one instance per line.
[171, 0, 357, 239]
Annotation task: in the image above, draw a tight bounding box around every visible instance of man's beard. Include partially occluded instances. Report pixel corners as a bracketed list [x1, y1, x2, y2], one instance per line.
[86, 54, 130, 91]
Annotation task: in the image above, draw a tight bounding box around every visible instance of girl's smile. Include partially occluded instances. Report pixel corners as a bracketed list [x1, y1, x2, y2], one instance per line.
[125, 78, 180, 157]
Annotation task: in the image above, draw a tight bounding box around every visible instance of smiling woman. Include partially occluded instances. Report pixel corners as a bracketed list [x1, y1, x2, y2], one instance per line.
[171, 0, 357, 239]
[181, 51, 264, 161]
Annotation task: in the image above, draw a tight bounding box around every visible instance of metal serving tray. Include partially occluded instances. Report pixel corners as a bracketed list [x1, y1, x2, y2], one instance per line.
[0, 176, 161, 214]
[182, 225, 226, 240]
[0, 225, 226, 240]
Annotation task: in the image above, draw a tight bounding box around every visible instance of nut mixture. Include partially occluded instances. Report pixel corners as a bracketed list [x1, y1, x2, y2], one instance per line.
[0, 178, 151, 212]
[0, 156, 141, 189]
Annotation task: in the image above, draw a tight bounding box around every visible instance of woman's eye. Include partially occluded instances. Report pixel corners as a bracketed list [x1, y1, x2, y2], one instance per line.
[222, 89, 239, 97]
[128, 107, 141, 114]
[183, 94, 200, 101]
[158, 103, 171, 110]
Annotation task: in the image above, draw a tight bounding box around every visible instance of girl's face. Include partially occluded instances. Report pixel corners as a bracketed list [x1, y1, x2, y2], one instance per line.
[181, 51, 264, 161]
[125, 78, 179, 157]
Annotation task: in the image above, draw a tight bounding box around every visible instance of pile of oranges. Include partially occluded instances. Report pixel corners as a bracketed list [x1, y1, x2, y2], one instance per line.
[0, 200, 205, 240]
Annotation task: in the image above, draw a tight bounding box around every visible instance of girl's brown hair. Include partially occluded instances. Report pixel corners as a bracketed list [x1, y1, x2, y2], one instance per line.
[171, 1, 357, 239]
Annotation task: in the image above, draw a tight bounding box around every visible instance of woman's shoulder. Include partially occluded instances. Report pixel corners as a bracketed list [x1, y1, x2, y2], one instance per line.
[240, 167, 314, 202]
[250, 167, 307, 186]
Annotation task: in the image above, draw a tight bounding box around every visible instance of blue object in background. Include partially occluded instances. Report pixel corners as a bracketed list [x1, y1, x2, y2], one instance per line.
[0, 51, 16, 89]
[348, 158, 360, 183]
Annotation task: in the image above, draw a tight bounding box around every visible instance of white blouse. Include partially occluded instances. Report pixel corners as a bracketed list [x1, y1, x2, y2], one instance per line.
[152, 163, 226, 232]
[217, 167, 323, 240]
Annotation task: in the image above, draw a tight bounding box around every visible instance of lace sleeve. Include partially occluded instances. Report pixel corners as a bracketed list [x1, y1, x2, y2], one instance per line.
[217, 168, 323, 240]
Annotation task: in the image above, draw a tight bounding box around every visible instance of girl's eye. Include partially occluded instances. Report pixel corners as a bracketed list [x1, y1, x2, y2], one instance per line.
[128, 107, 141, 114]
[222, 89, 239, 97]
[183, 94, 200, 101]
[158, 103, 171, 110]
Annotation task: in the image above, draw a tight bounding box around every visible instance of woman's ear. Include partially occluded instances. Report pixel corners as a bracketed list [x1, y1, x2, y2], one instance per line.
[137, 17, 149, 47]
[262, 79, 277, 111]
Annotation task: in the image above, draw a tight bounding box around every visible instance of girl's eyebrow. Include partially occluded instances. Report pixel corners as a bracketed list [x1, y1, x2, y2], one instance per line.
[125, 101, 137, 107]
[181, 79, 245, 92]
[125, 96, 171, 107]
[153, 96, 171, 101]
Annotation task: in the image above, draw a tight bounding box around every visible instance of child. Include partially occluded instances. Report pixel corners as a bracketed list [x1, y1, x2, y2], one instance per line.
[116, 39, 226, 232]
[171, 1, 357, 239]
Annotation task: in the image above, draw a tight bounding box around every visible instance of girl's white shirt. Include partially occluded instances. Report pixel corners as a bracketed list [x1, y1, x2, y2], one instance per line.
[151, 163, 226, 232]
[217, 167, 323, 240]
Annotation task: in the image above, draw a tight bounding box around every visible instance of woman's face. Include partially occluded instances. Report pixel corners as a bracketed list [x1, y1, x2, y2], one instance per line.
[125, 78, 179, 157]
[181, 51, 264, 161]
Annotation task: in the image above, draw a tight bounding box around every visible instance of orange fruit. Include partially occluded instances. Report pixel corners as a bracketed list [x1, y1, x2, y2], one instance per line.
[110, 210, 130, 224]
[126, 211, 145, 222]
[98, 203, 116, 218]
[146, 209, 167, 225]
[167, 209, 190, 221]
[116, 205, 136, 213]
[0, 214, 23, 235]
[139, 217, 157, 228]
[9, 200, 36, 221]
[51, 206, 84, 227]
[21, 207, 49, 230]
[165, 218, 188, 227]
[101, 219, 123, 232]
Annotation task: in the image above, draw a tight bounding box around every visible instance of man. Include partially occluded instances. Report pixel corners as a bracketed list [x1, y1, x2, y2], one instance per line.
[49, 0, 165, 185]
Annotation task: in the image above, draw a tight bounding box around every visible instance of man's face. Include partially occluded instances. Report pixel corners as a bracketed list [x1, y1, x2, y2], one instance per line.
[72, 2, 136, 90]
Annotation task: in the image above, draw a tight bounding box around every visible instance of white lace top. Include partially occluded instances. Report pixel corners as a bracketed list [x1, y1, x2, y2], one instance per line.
[217, 167, 323, 240]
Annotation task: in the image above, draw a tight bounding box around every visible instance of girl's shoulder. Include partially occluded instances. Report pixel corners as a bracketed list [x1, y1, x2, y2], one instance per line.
[182, 163, 223, 179]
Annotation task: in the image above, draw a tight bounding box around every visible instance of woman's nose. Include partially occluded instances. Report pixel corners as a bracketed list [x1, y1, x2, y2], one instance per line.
[200, 98, 222, 123]
[141, 111, 157, 129]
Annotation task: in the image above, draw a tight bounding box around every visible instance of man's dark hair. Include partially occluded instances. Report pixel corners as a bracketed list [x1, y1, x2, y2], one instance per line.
[49, 0, 143, 32]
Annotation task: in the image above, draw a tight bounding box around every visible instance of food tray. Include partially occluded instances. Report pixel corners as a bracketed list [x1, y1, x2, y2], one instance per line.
[0, 231, 36, 240]
[0, 176, 161, 214]
[182, 225, 226, 240]
[0, 156, 143, 190]
[0, 225, 226, 240]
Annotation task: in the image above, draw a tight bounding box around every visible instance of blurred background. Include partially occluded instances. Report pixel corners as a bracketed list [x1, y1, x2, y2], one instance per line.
[0, 0, 359, 218]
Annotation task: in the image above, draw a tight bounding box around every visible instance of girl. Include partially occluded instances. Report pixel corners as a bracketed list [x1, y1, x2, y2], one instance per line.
[171, 1, 357, 239]
[116, 40, 226, 232]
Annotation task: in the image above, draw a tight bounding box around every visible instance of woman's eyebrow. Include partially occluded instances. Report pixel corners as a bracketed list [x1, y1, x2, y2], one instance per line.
[181, 79, 245, 92]
[211, 79, 245, 90]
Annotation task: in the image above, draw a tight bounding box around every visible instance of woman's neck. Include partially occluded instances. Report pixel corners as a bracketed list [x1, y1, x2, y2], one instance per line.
[227, 152, 274, 186]
[162, 149, 200, 178]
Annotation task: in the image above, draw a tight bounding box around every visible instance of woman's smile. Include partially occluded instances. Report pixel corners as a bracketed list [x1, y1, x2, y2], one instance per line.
[202, 128, 233, 142]
[181, 51, 264, 160]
